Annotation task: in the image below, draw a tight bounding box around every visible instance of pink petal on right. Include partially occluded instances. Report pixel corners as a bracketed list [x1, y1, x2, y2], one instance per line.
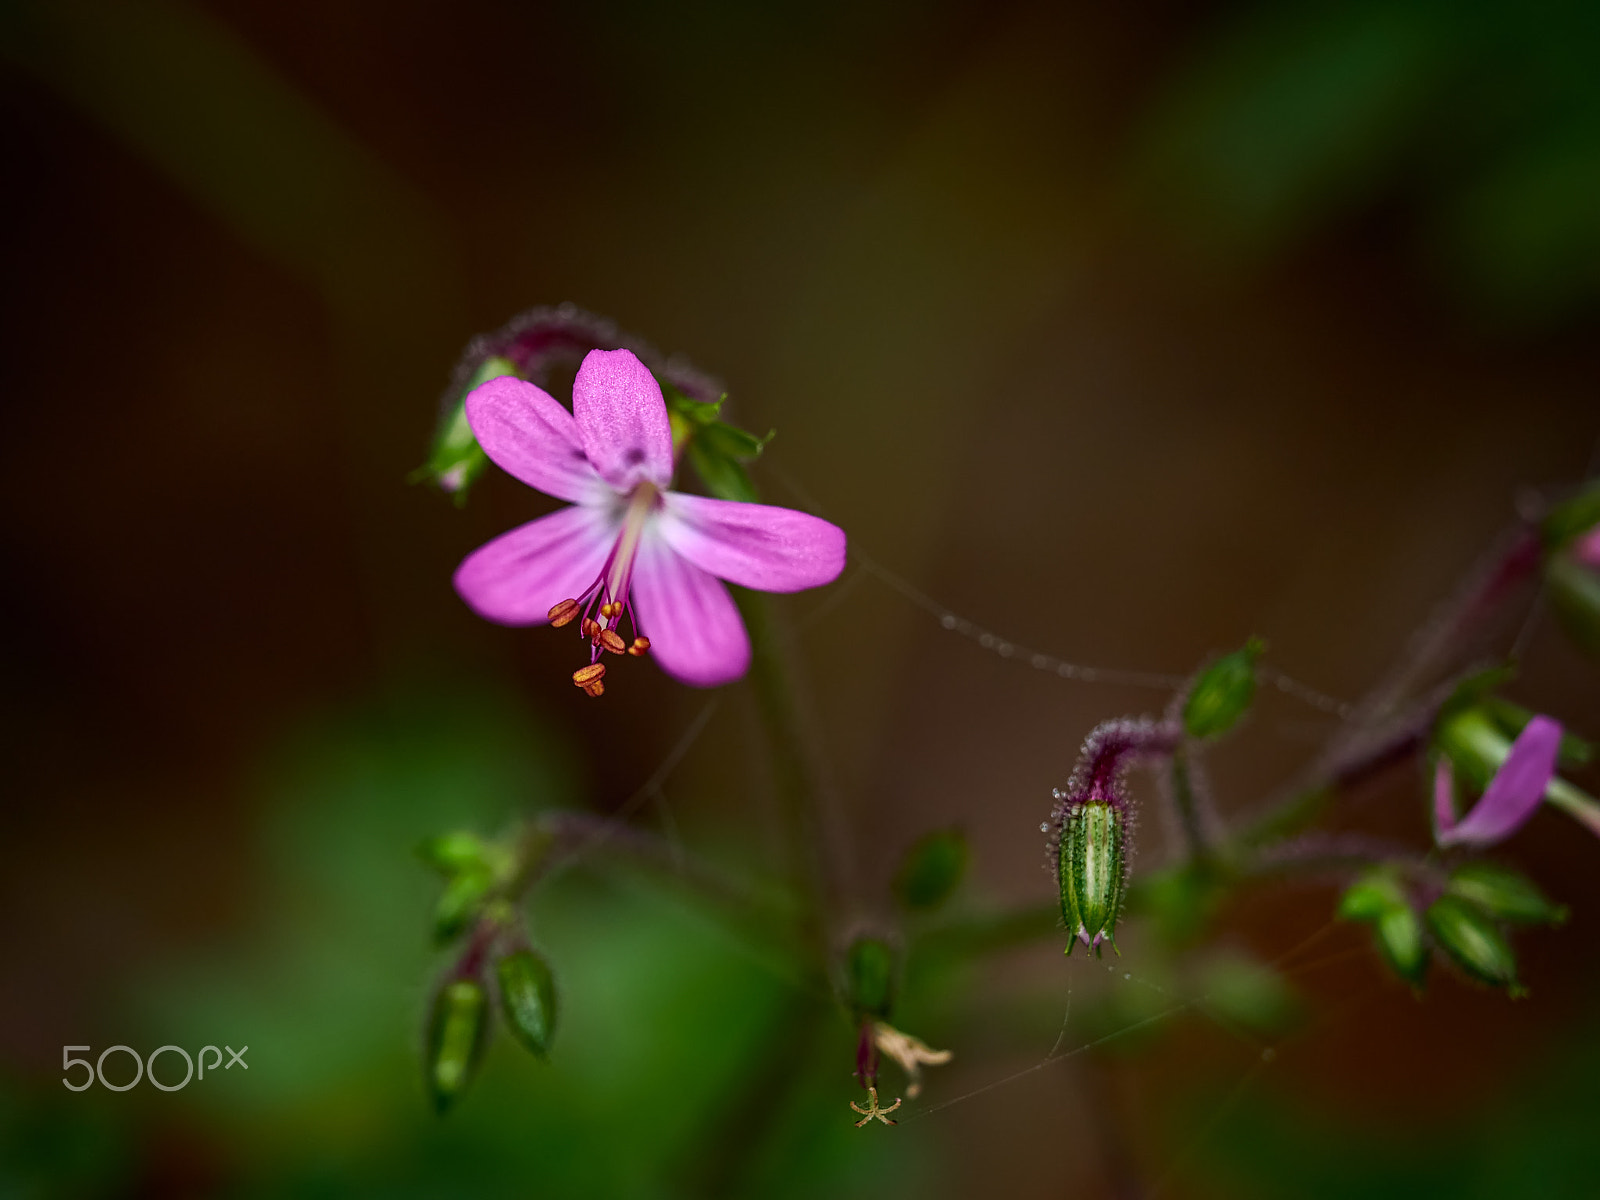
[1441, 715, 1563, 847]
[1573, 525, 1600, 570]
[454, 504, 617, 626]
[628, 535, 751, 687]
[658, 492, 846, 593]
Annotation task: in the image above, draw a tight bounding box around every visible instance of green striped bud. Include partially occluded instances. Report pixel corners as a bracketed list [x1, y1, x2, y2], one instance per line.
[426, 978, 489, 1112]
[497, 948, 559, 1059]
[1446, 861, 1567, 926]
[1337, 868, 1428, 985]
[1059, 800, 1128, 957]
[1426, 895, 1523, 995]
[1181, 639, 1263, 740]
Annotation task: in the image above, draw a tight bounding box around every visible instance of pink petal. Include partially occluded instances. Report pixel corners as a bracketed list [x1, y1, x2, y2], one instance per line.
[454, 504, 617, 625]
[1574, 525, 1600, 570]
[628, 534, 751, 686]
[1439, 715, 1564, 847]
[1433, 757, 1459, 840]
[465, 376, 608, 505]
[657, 492, 847, 593]
[572, 349, 674, 493]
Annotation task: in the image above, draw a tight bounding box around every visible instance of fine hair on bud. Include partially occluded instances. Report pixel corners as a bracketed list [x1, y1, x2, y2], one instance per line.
[1046, 718, 1181, 956]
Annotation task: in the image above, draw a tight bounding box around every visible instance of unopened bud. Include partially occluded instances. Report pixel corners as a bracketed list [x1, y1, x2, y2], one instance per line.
[1058, 800, 1128, 957]
[410, 356, 516, 504]
[496, 948, 558, 1059]
[1337, 869, 1427, 984]
[433, 868, 493, 944]
[417, 831, 491, 875]
[1426, 895, 1522, 993]
[846, 937, 896, 1019]
[892, 828, 968, 911]
[1446, 861, 1567, 926]
[1374, 906, 1428, 985]
[1181, 639, 1263, 740]
[426, 978, 488, 1111]
[1336, 869, 1407, 922]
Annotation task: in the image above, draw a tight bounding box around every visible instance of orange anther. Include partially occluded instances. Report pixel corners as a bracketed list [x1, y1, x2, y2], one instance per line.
[547, 598, 581, 627]
[582, 681, 605, 698]
[598, 629, 627, 655]
[628, 636, 651, 657]
[581, 617, 601, 639]
[600, 601, 620, 619]
[572, 662, 606, 688]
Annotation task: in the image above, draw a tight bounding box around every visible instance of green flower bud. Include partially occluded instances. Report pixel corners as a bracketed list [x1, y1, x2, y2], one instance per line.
[893, 828, 969, 911]
[1337, 869, 1427, 985]
[1374, 907, 1428, 985]
[1426, 895, 1522, 993]
[1059, 800, 1128, 957]
[1182, 639, 1264, 740]
[417, 831, 493, 875]
[1337, 869, 1407, 922]
[427, 978, 488, 1111]
[846, 937, 896, 1018]
[1446, 862, 1568, 926]
[410, 356, 516, 504]
[433, 867, 493, 945]
[496, 948, 559, 1059]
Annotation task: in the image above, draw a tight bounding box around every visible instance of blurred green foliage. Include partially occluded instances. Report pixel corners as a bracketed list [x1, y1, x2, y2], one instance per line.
[0, 686, 916, 1197]
[1135, 0, 1600, 325]
[1189, 1021, 1600, 1198]
[893, 829, 970, 912]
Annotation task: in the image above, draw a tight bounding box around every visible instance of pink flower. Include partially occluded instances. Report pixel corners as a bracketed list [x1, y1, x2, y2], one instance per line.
[453, 349, 846, 692]
[1433, 715, 1563, 848]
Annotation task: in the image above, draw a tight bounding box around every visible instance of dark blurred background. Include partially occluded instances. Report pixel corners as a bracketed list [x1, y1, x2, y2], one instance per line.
[3, 1, 1599, 1196]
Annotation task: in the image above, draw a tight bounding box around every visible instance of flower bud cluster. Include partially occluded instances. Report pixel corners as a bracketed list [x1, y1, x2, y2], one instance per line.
[1339, 860, 1566, 996]
[418, 826, 561, 1110]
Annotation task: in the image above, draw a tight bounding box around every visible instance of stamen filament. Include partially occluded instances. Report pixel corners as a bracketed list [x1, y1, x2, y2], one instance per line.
[555, 483, 659, 696]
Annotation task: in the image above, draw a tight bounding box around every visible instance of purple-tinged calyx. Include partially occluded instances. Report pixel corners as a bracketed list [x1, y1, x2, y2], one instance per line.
[1047, 719, 1181, 956]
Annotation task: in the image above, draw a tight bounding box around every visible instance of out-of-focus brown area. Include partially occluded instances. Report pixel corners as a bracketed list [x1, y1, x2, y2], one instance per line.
[2, 2, 1597, 1196]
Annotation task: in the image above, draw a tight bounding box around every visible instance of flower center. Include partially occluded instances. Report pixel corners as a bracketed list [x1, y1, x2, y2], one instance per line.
[546, 483, 657, 697]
